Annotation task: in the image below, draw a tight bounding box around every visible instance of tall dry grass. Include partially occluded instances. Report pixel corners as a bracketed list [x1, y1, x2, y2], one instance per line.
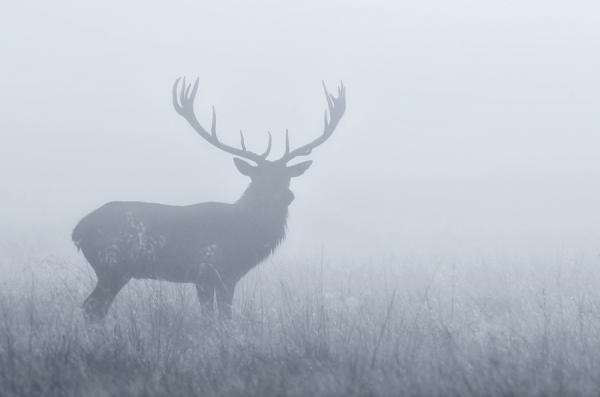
[1, 248, 600, 396]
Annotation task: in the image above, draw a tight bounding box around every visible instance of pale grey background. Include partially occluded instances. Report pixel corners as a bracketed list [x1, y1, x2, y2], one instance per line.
[1, 0, 599, 260]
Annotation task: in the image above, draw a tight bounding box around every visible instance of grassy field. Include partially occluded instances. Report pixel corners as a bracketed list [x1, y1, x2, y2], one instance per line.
[1, 248, 600, 396]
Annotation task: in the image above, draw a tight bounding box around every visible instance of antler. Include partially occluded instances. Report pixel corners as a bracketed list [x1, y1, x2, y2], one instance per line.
[173, 77, 272, 163]
[279, 81, 346, 163]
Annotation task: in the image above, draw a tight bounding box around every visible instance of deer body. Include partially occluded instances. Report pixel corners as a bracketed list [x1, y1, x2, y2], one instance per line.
[73, 200, 286, 282]
[75, 78, 345, 320]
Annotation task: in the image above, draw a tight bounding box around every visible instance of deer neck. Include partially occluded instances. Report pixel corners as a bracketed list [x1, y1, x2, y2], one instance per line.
[229, 184, 289, 266]
[235, 183, 290, 227]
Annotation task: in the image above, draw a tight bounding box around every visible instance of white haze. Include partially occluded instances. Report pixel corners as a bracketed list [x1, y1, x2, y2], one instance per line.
[1, 0, 600, 261]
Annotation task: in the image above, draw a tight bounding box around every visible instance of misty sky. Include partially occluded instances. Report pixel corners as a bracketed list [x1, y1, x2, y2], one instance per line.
[1, 1, 600, 259]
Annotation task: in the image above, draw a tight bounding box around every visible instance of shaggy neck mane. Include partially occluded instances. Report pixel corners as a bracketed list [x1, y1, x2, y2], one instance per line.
[235, 184, 289, 248]
[235, 184, 288, 259]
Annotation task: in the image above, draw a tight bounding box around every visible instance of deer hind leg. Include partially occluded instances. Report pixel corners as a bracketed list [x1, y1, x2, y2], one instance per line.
[80, 244, 132, 321]
[83, 276, 129, 321]
[82, 261, 130, 322]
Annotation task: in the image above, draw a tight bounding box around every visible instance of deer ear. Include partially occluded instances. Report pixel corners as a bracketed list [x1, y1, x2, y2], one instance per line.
[233, 158, 256, 177]
[287, 161, 313, 178]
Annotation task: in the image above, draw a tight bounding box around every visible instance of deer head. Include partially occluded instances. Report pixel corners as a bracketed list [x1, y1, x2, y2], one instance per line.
[172, 78, 346, 208]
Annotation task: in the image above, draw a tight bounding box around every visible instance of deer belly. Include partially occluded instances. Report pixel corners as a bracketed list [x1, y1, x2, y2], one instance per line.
[129, 242, 221, 284]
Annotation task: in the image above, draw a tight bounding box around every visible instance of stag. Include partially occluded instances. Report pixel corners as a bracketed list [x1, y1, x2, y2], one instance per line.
[72, 78, 346, 320]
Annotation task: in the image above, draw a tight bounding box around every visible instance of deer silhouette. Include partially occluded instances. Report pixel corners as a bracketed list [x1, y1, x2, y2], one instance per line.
[72, 78, 346, 320]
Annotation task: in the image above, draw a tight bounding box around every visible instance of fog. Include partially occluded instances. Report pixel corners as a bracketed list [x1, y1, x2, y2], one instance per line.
[2, 0, 600, 260]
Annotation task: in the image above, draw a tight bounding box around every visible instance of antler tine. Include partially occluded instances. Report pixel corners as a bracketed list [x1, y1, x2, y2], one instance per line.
[184, 81, 192, 100]
[172, 77, 269, 163]
[239, 130, 247, 151]
[172, 77, 183, 113]
[279, 81, 346, 163]
[190, 78, 200, 102]
[284, 129, 290, 156]
[211, 106, 217, 138]
[261, 132, 272, 158]
[323, 81, 334, 115]
[181, 77, 188, 105]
